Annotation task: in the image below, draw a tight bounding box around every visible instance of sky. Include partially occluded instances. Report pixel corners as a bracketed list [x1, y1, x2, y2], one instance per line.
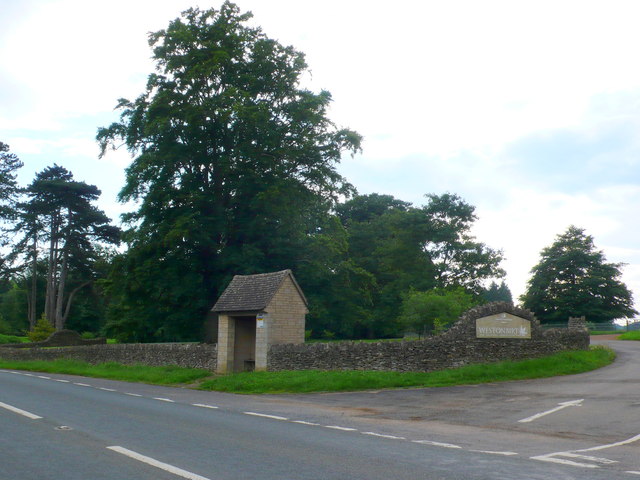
[3, 0, 640, 315]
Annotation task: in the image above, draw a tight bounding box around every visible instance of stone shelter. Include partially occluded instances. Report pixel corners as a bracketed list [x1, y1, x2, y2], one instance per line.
[211, 269, 308, 373]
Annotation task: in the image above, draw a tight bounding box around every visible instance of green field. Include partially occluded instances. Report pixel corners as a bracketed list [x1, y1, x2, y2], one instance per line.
[0, 334, 29, 344]
[618, 331, 640, 341]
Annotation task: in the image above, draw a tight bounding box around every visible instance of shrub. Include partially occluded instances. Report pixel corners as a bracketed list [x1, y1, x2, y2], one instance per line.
[28, 315, 55, 342]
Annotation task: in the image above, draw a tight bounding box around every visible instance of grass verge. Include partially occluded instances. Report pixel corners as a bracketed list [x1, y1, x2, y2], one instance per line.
[618, 331, 640, 341]
[0, 358, 212, 385]
[0, 346, 615, 393]
[198, 346, 615, 394]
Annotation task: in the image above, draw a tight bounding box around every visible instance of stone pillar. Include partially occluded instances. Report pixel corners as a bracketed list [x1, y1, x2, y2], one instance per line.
[216, 314, 235, 374]
[255, 313, 270, 371]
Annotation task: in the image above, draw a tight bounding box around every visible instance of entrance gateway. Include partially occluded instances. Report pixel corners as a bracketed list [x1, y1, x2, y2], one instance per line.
[211, 270, 308, 373]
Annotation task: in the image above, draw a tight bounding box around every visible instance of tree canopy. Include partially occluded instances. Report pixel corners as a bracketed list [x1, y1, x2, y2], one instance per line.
[12, 165, 119, 330]
[96, 3, 361, 341]
[521, 226, 637, 324]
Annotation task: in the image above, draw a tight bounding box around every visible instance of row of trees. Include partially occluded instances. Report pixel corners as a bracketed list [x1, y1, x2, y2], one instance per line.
[0, 144, 120, 335]
[1, 3, 635, 340]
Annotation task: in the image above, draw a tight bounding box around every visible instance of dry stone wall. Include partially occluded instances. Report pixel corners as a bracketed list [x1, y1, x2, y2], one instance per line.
[0, 343, 217, 370]
[268, 302, 589, 372]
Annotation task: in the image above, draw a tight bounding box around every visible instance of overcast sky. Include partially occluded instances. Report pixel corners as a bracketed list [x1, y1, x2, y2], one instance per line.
[3, 0, 640, 313]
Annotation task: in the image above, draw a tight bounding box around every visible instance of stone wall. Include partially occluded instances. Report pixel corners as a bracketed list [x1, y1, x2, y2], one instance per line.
[268, 302, 589, 372]
[0, 343, 217, 370]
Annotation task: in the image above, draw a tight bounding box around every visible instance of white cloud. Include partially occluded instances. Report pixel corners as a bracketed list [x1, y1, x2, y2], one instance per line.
[4, 0, 640, 316]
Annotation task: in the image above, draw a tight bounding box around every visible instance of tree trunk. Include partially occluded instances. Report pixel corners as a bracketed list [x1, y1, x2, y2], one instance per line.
[45, 215, 60, 324]
[29, 235, 37, 329]
[61, 280, 92, 327]
[54, 209, 73, 330]
[54, 247, 68, 330]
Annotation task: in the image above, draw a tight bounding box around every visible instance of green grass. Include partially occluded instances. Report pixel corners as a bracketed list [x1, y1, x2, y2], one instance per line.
[0, 358, 212, 385]
[198, 346, 615, 394]
[0, 334, 29, 344]
[0, 347, 615, 393]
[618, 331, 640, 341]
[589, 330, 621, 335]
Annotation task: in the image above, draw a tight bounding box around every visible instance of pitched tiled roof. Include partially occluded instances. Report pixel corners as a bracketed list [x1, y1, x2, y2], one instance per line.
[211, 270, 307, 312]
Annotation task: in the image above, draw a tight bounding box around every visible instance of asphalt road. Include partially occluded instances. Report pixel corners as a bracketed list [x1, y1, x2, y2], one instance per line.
[0, 338, 638, 479]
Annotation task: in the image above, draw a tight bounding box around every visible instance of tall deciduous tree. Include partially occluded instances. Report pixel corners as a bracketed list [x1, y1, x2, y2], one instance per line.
[334, 193, 504, 338]
[97, 3, 361, 341]
[521, 226, 637, 324]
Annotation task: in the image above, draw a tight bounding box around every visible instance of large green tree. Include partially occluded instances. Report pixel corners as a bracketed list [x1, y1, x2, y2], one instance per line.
[97, 3, 361, 341]
[521, 226, 637, 324]
[13, 166, 119, 330]
[334, 193, 504, 338]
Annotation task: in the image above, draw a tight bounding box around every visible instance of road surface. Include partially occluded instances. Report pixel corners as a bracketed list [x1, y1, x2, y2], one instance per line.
[0, 338, 637, 479]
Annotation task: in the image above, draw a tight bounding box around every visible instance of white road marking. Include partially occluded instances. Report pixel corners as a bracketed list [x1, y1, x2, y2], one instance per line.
[0, 401, 43, 420]
[23, 373, 34, 377]
[560, 453, 617, 464]
[99, 387, 117, 392]
[154, 397, 175, 403]
[413, 440, 462, 449]
[575, 433, 640, 452]
[325, 425, 357, 431]
[124, 393, 142, 397]
[626, 471, 640, 475]
[518, 399, 584, 423]
[362, 432, 405, 440]
[192, 403, 219, 409]
[532, 454, 600, 469]
[36, 375, 50, 379]
[470, 450, 518, 456]
[107, 446, 212, 480]
[243, 412, 288, 421]
[54, 379, 70, 383]
[292, 420, 321, 426]
[532, 433, 640, 469]
[74, 383, 91, 387]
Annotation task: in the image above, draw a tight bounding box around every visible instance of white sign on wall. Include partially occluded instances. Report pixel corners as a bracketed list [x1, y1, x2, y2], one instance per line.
[476, 312, 531, 339]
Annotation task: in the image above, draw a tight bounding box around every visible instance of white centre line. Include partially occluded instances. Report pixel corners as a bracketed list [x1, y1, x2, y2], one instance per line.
[0, 401, 43, 420]
[74, 383, 91, 387]
[153, 397, 175, 403]
[124, 392, 142, 397]
[325, 425, 358, 431]
[54, 379, 70, 383]
[36, 375, 50, 379]
[362, 432, 405, 440]
[107, 446, 212, 480]
[243, 412, 288, 421]
[518, 399, 583, 423]
[192, 403, 219, 409]
[292, 420, 321, 426]
[99, 388, 117, 392]
[470, 450, 519, 456]
[412, 440, 462, 449]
